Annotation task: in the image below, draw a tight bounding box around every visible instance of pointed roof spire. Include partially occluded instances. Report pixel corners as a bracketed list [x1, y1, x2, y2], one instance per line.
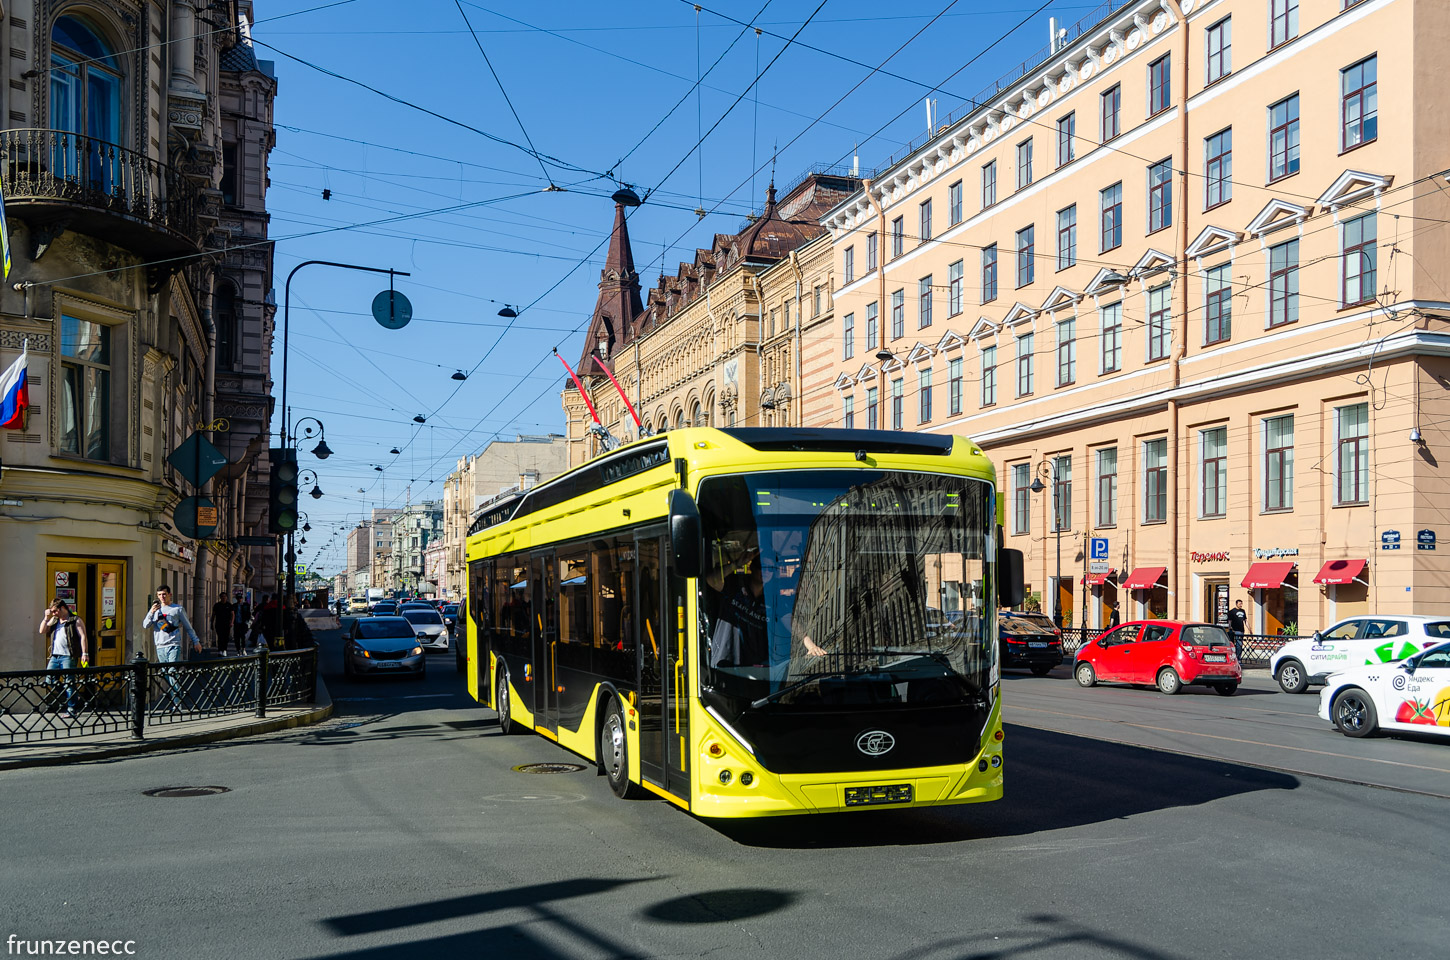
[603, 201, 637, 283]
[577, 202, 644, 373]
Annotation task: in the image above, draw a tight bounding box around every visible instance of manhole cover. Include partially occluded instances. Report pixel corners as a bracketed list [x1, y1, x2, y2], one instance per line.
[512, 763, 586, 775]
[142, 785, 231, 798]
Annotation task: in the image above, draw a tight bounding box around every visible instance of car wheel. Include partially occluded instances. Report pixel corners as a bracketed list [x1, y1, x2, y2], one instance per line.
[1156, 667, 1182, 695]
[1213, 682, 1238, 696]
[1333, 687, 1379, 738]
[496, 669, 518, 734]
[1029, 664, 1053, 677]
[1276, 659, 1309, 694]
[598, 697, 646, 800]
[1075, 662, 1096, 687]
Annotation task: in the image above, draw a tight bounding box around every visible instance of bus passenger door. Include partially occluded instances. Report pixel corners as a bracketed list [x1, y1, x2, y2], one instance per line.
[635, 532, 665, 787]
[636, 531, 690, 801]
[531, 551, 559, 734]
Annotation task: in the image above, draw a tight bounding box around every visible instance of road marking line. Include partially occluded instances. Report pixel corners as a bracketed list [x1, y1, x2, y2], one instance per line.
[333, 694, 454, 701]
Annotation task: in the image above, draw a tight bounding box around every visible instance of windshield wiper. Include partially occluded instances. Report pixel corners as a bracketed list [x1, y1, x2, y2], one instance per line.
[749, 669, 862, 709]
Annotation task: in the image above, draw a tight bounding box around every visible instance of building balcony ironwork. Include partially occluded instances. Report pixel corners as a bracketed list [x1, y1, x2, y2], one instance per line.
[0, 128, 203, 260]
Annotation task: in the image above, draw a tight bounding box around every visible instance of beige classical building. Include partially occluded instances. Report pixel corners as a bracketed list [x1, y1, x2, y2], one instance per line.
[0, 2, 278, 669]
[810, 0, 1450, 634]
[562, 173, 858, 466]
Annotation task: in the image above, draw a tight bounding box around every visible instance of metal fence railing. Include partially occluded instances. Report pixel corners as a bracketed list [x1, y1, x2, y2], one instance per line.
[0, 646, 318, 745]
[1055, 628, 1301, 667]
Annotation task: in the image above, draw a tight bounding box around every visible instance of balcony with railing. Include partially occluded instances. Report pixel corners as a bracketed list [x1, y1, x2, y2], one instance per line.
[0, 128, 203, 259]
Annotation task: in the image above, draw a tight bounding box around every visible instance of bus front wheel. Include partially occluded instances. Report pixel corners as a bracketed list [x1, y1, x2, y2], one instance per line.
[599, 698, 647, 800]
[496, 670, 519, 735]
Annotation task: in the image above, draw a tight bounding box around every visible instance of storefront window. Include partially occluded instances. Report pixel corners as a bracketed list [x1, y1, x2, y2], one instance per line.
[1261, 570, 1299, 636]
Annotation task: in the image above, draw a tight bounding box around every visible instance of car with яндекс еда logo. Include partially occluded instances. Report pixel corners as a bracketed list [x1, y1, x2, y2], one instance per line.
[1074, 620, 1242, 696]
[999, 614, 1064, 676]
[1319, 639, 1450, 739]
[343, 616, 425, 679]
[1271, 615, 1450, 694]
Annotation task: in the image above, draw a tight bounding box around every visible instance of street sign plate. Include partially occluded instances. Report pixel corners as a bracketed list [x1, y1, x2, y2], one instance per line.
[1089, 561, 1109, 574]
[173, 496, 218, 539]
[372, 290, 412, 329]
[231, 535, 275, 546]
[1090, 537, 1109, 562]
[1417, 529, 1436, 551]
[167, 432, 229, 488]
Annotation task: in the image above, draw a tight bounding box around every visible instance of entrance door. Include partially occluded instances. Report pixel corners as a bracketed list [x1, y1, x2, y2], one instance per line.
[1205, 579, 1230, 627]
[46, 557, 127, 666]
[635, 531, 690, 800]
[531, 551, 559, 734]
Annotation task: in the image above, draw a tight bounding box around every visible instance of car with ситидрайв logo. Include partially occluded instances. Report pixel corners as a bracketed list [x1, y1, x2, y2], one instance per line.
[1271, 615, 1450, 694]
[1319, 639, 1450, 739]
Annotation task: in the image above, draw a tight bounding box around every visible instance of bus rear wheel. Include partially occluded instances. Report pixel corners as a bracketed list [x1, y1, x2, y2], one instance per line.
[599, 698, 646, 800]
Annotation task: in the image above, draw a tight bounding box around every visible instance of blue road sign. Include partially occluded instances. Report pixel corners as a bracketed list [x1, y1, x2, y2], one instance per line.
[1417, 529, 1436, 551]
[1382, 530, 1401, 551]
[1090, 537, 1109, 561]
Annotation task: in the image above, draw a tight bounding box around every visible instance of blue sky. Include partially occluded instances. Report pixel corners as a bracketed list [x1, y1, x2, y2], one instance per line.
[254, 0, 1118, 576]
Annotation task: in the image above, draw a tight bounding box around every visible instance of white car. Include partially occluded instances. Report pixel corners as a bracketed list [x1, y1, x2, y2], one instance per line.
[1270, 615, 1450, 694]
[1318, 640, 1450, 738]
[400, 607, 450, 653]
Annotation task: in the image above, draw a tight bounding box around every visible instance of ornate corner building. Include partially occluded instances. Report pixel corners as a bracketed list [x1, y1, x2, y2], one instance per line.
[0, 1, 277, 669]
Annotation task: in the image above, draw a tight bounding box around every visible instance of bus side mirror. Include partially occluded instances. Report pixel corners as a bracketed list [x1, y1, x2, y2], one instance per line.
[668, 489, 702, 578]
[999, 549, 1025, 608]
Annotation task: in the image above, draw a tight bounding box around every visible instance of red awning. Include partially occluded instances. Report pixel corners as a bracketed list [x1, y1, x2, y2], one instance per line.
[1083, 568, 1116, 586]
[1121, 566, 1166, 591]
[1313, 558, 1367, 585]
[1242, 561, 1296, 590]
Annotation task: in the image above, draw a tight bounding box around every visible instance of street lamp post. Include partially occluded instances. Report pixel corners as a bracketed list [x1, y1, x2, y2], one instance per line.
[1030, 459, 1063, 628]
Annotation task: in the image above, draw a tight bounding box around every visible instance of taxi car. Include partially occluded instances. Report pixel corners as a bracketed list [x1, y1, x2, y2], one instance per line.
[1319, 640, 1450, 738]
[1074, 620, 1241, 695]
[1270, 615, 1450, 694]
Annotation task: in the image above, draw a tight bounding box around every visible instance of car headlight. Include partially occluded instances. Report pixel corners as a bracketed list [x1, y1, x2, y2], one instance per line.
[412, 647, 424, 656]
[359, 649, 371, 659]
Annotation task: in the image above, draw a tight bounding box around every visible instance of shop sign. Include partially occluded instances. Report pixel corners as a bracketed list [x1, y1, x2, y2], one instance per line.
[161, 540, 195, 562]
[1417, 529, 1436, 551]
[1189, 551, 1230, 563]
[1381, 530, 1401, 551]
[101, 587, 116, 617]
[1253, 547, 1299, 559]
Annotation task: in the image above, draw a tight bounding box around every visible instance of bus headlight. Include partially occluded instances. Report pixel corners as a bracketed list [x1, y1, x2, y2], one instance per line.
[990, 755, 1002, 768]
[718, 769, 733, 785]
[739, 771, 754, 786]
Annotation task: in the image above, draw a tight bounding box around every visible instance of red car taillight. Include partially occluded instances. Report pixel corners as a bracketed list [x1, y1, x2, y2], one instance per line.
[1181, 643, 1198, 659]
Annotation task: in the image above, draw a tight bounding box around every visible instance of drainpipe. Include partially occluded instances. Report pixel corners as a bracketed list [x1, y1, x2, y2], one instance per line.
[1167, 0, 1189, 620]
[789, 249, 804, 427]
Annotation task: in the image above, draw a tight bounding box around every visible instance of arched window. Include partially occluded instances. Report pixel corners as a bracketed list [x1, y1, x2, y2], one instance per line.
[215, 283, 238, 371]
[692, 401, 702, 426]
[50, 16, 122, 187]
[675, 410, 685, 429]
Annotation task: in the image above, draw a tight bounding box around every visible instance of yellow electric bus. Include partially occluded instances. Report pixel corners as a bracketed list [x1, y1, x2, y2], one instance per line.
[462, 427, 1023, 818]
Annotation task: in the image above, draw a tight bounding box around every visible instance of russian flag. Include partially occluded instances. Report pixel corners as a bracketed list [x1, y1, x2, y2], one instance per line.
[0, 343, 28, 430]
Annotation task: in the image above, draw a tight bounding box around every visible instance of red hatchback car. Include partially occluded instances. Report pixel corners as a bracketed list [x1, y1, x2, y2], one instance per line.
[1074, 620, 1242, 696]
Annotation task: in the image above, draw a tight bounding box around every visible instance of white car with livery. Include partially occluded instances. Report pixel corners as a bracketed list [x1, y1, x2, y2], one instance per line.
[1318, 640, 1450, 738]
[1270, 615, 1450, 694]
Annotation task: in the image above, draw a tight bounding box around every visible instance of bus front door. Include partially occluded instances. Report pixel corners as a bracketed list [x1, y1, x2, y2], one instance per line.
[531, 551, 559, 735]
[636, 532, 690, 801]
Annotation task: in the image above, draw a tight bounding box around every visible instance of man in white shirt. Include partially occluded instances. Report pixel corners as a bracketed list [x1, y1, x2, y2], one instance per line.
[142, 584, 201, 711]
[38, 599, 88, 717]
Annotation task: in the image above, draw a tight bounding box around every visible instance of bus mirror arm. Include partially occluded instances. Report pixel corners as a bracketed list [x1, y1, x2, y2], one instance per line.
[669, 489, 702, 578]
[999, 549, 1025, 608]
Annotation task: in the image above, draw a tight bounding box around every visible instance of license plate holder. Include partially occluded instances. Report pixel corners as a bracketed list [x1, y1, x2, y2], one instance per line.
[844, 783, 913, 807]
[1028, 642, 1048, 648]
[1203, 654, 1226, 662]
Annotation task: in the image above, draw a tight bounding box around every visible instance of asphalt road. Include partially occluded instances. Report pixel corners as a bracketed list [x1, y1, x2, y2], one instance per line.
[1, 626, 1446, 960]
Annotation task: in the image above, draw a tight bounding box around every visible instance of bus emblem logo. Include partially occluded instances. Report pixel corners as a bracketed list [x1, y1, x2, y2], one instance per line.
[856, 730, 895, 756]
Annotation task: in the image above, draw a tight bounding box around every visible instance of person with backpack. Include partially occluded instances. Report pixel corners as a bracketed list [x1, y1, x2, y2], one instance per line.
[39, 599, 89, 717]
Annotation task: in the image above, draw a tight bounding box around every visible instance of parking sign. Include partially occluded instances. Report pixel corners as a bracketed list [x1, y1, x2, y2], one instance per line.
[1090, 538, 1109, 561]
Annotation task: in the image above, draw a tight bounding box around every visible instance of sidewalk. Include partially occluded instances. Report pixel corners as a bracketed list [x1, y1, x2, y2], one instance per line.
[0, 678, 333, 771]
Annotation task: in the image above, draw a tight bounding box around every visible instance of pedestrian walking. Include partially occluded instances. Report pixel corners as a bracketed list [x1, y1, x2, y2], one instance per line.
[211, 592, 234, 656]
[38, 599, 88, 717]
[143, 585, 202, 710]
[251, 594, 280, 649]
[1227, 599, 1248, 661]
[1107, 601, 1121, 629]
[232, 594, 251, 653]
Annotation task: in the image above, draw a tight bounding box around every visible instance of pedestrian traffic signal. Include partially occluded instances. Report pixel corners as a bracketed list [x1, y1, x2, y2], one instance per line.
[268, 447, 299, 533]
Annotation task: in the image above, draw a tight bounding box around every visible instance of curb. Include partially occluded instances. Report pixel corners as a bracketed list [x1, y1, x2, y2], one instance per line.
[0, 680, 334, 771]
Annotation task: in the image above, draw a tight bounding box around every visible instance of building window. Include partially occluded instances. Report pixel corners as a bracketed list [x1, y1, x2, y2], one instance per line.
[1143, 438, 1168, 523]
[891, 378, 904, 430]
[814, 285, 823, 317]
[1148, 158, 1173, 232]
[1057, 112, 1076, 167]
[866, 301, 879, 350]
[980, 347, 996, 408]
[1100, 182, 1122, 253]
[1096, 447, 1118, 527]
[1271, 0, 1298, 49]
[843, 312, 855, 359]
[1269, 239, 1299, 327]
[1056, 318, 1076, 387]
[50, 17, 123, 167]
[1100, 301, 1122, 374]
[844, 245, 855, 283]
[919, 200, 932, 243]
[1264, 414, 1294, 512]
[890, 217, 905, 259]
[1204, 128, 1232, 208]
[1148, 284, 1170, 361]
[948, 260, 963, 315]
[918, 276, 933, 328]
[1101, 84, 1121, 142]
[1341, 55, 1377, 151]
[1012, 462, 1031, 535]
[1269, 94, 1300, 181]
[949, 356, 964, 414]
[982, 244, 998, 303]
[867, 233, 878, 271]
[867, 386, 879, 430]
[1057, 205, 1077, 270]
[1342, 214, 1376, 307]
[216, 283, 237, 371]
[1149, 54, 1171, 116]
[949, 180, 963, 225]
[1335, 403, 1369, 505]
[222, 143, 239, 206]
[1200, 426, 1227, 518]
[1016, 139, 1033, 190]
[890, 289, 905, 339]
[1016, 332, 1034, 397]
[1053, 455, 1072, 531]
[768, 308, 776, 338]
[918, 368, 932, 423]
[1016, 225, 1035, 287]
[1204, 263, 1232, 345]
[58, 315, 111, 460]
[1205, 17, 1231, 85]
[982, 160, 997, 208]
[843, 395, 855, 430]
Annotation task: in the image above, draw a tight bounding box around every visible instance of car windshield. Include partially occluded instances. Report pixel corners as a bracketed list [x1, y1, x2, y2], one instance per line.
[1181, 624, 1231, 646]
[357, 619, 414, 639]
[373, 603, 396, 613]
[1000, 616, 1056, 636]
[403, 610, 442, 625]
[697, 469, 996, 722]
[442, 605, 459, 615]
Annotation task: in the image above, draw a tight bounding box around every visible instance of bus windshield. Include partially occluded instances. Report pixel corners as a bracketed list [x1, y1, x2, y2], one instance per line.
[697, 469, 995, 722]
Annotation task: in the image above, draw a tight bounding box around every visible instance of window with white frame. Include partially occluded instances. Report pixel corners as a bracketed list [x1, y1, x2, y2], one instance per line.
[1335, 403, 1369, 505]
[1269, 239, 1298, 327]
[891, 217, 905, 258]
[843, 312, 855, 359]
[1205, 263, 1232, 345]
[1057, 318, 1076, 387]
[1011, 462, 1031, 535]
[1101, 84, 1121, 141]
[1147, 285, 1170, 361]
[1016, 225, 1035, 287]
[1263, 414, 1293, 512]
[1100, 182, 1122, 252]
[1096, 446, 1118, 527]
[1053, 455, 1072, 531]
[919, 199, 933, 243]
[949, 180, 963, 225]
[867, 232, 878, 271]
[1149, 54, 1171, 116]
[982, 244, 998, 302]
[1016, 138, 1033, 189]
[844, 245, 855, 283]
[866, 301, 879, 350]
[843, 395, 855, 430]
[891, 289, 905, 339]
[1205, 17, 1231, 84]
[980, 347, 996, 407]
[1148, 158, 1173, 232]
[1100, 301, 1122, 373]
[891, 377, 904, 430]
[948, 260, 963, 315]
[1057, 205, 1077, 269]
[949, 356, 963, 414]
[1342, 214, 1376, 307]
[1341, 55, 1377, 151]
[1205, 128, 1232, 208]
[1200, 426, 1227, 518]
[918, 275, 933, 328]
[1270, 0, 1298, 49]
[1269, 94, 1300, 181]
[982, 160, 997, 207]
[1143, 438, 1168, 523]
[867, 386, 879, 430]
[918, 368, 932, 423]
[1057, 112, 1075, 167]
[1016, 332, 1034, 396]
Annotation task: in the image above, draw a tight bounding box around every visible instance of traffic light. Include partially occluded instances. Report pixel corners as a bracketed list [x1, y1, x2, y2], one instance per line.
[268, 447, 299, 534]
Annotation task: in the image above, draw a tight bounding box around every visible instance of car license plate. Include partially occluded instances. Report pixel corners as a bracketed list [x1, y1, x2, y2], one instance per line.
[1029, 642, 1048, 648]
[1203, 654, 1226, 662]
[844, 783, 912, 807]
